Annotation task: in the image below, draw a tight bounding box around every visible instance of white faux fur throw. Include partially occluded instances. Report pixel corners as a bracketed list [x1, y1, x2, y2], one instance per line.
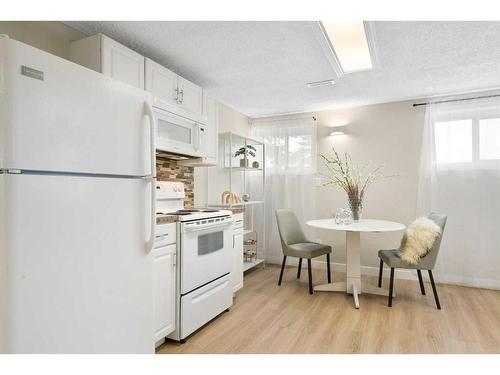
[399, 217, 441, 265]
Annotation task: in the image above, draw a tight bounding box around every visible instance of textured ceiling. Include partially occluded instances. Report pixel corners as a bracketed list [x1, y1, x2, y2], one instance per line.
[64, 21, 500, 117]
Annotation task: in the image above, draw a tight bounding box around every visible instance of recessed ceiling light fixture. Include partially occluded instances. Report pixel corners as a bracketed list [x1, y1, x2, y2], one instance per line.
[317, 21, 376, 74]
[306, 79, 335, 88]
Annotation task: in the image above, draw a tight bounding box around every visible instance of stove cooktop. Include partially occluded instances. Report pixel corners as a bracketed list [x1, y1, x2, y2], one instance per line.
[156, 208, 233, 222]
[156, 209, 220, 216]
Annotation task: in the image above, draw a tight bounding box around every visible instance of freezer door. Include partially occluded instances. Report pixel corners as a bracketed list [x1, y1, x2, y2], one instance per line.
[0, 174, 154, 353]
[0, 38, 154, 176]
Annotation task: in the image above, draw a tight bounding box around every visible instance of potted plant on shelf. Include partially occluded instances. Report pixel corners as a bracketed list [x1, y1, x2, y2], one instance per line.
[234, 144, 257, 167]
[320, 147, 389, 222]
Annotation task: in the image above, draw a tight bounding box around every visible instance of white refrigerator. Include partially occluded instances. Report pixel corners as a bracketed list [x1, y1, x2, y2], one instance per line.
[0, 37, 156, 353]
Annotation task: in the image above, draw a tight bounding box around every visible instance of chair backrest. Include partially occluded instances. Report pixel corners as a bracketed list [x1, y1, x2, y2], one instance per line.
[418, 212, 447, 269]
[275, 209, 308, 247]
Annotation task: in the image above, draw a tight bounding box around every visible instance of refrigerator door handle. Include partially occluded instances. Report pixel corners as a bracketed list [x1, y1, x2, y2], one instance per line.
[144, 101, 157, 253]
[144, 101, 157, 178]
[143, 175, 156, 254]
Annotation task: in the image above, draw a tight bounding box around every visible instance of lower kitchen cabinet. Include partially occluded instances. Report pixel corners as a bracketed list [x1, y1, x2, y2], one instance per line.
[153, 242, 176, 344]
[232, 213, 244, 294]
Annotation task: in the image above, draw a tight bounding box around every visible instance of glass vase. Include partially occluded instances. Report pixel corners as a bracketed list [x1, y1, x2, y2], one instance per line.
[348, 196, 363, 222]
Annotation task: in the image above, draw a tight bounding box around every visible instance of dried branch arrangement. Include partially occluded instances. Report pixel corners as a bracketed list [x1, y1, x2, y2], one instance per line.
[320, 147, 388, 220]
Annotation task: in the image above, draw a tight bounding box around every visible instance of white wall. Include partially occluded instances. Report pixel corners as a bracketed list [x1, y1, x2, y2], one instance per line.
[313, 100, 426, 272]
[218, 102, 251, 137]
[0, 21, 84, 59]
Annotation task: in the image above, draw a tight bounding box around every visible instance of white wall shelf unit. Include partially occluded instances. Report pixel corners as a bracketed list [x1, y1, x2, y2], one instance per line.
[207, 132, 266, 273]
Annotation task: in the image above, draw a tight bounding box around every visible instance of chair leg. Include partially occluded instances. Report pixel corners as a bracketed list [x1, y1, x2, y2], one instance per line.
[388, 268, 395, 307]
[326, 253, 331, 283]
[278, 256, 287, 286]
[307, 259, 313, 295]
[417, 269, 426, 295]
[378, 258, 383, 287]
[297, 258, 302, 279]
[428, 270, 441, 310]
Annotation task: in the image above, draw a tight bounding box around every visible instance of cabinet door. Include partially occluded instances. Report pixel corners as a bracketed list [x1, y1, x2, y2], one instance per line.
[153, 244, 176, 342]
[177, 76, 202, 117]
[232, 230, 244, 294]
[101, 35, 145, 89]
[145, 58, 179, 110]
[202, 96, 219, 163]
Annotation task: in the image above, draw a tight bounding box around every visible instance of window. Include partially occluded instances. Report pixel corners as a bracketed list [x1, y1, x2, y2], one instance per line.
[434, 116, 500, 165]
[435, 120, 472, 164]
[251, 118, 317, 175]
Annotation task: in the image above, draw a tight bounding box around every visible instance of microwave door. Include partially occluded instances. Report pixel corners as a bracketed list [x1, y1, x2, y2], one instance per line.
[156, 111, 199, 157]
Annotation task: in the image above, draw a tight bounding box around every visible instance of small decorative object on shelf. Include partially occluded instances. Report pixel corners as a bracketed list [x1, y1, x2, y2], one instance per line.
[221, 190, 241, 205]
[243, 232, 258, 263]
[242, 193, 250, 202]
[235, 144, 257, 167]
[320, 147, 391, 221]
[252, 161, 260, 168]
[244, 238, 258, 262]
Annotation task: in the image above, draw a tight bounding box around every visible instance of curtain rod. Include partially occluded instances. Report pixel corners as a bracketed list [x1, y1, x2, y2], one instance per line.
[251, 115, 316, 123]
[413, 94, 500, 107]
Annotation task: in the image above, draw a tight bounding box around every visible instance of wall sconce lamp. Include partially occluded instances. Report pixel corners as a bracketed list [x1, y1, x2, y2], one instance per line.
[329, 124, 348, 136]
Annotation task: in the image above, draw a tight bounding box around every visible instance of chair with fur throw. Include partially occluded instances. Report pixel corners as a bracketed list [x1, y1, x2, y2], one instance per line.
[378, 213, 447, 309]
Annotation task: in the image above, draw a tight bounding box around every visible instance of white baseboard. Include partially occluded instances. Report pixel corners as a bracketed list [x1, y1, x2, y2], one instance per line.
[265, 255, 500, 290]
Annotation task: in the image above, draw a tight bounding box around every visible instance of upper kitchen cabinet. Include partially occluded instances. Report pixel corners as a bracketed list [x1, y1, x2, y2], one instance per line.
[177, 76, 203, 116]
[144, 58, 178, 108]
[177, 94, 219, 167]
[70, 34, 145, 89]
[145, 58, 203, 122]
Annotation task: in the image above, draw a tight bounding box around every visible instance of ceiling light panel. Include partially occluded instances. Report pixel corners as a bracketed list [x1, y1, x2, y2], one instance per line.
[321, 21, 373, 73]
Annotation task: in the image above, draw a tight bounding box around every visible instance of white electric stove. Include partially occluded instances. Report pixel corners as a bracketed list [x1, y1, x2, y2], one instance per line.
[156, 181, 234, 342]
[156, 181, 232, 221]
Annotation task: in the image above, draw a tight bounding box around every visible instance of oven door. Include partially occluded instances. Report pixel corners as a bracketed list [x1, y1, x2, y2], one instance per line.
[179, 216, 233, 294]
[155, 108, 202, 157]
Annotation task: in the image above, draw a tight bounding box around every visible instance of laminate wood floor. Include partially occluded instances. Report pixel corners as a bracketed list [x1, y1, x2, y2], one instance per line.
[157, 265, 500, 354]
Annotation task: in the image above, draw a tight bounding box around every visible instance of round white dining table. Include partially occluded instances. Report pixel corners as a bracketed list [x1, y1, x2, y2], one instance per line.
[306, 219, 405, 309]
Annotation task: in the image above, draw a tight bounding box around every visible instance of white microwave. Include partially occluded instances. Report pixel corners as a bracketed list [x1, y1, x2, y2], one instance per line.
[155, 108, 205, 158]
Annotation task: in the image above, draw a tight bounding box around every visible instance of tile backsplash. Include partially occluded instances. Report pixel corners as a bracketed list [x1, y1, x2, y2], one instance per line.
[156, 155, 194, 208]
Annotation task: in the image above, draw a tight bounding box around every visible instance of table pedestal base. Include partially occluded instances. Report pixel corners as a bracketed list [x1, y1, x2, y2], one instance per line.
[314, 281, 395, 308]
[313, 231, 395, 308]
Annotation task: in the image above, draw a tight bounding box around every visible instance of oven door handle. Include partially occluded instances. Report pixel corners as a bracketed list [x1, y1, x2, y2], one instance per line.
[183, 219, 233, 233]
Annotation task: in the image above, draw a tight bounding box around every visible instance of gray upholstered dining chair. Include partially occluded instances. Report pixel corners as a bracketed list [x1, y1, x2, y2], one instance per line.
[275, 209, 332, 295]
[378, 213, 447, 309]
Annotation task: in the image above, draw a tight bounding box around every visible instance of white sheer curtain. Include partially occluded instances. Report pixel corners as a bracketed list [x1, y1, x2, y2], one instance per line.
[417, 96, 500, 289]
[251, 116, 317, 264]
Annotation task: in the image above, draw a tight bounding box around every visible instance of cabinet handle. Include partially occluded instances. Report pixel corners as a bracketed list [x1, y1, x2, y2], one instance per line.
[192, 123, 200, 151]
[179, 88, 184, 104]
[174, 87, 179, 102]
[173, 254, 176, 267]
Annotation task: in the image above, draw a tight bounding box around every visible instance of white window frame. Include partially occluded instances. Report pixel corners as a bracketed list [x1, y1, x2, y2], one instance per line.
[434, 113, 500, 170]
